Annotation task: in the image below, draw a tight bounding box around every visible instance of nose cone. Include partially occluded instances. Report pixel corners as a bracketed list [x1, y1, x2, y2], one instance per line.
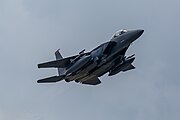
[127, 29, 144, 42]
[136, 29, 144, 37]
[133, 29, 144, 39]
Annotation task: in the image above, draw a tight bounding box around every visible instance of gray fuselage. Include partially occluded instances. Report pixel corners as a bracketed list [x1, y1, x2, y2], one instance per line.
[64, 30, 144, 82]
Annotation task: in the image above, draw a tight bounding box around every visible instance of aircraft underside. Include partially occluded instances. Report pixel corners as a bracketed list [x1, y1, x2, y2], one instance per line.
[37, 29, 144, 85]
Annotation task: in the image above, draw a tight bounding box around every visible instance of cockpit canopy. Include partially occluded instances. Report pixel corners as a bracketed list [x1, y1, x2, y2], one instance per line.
[111, 29, 127, 39]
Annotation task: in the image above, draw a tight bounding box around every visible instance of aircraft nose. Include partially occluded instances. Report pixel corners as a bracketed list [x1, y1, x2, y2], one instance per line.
[128, 29, 144, 41]
[136, 29, 144, 37]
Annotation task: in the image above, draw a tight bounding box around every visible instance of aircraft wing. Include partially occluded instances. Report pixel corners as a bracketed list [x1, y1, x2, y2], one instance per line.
[38, 55, 78, 68]
[122, 64, 135, 72]
[81, 77, 101, 85]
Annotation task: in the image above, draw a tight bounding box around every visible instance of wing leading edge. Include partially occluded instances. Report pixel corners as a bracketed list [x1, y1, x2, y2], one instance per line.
[122, 64, 135, 72]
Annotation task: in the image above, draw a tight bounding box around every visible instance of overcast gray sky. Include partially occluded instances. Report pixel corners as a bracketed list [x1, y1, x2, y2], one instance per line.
[0, 0, 180, 120]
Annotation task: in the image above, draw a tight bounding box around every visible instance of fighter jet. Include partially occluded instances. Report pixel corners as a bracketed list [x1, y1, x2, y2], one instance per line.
[37, 29, 144, 85]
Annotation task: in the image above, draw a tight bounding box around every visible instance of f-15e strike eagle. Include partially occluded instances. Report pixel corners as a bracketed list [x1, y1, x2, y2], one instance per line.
[37, 29, 144, 85]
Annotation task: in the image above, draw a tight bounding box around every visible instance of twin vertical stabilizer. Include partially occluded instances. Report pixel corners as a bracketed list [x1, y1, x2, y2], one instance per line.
[55, 49, 65, 75]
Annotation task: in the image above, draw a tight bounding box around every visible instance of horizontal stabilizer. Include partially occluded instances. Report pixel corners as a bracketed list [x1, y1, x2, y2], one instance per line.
[38, 55, 78, 68]
[122, 64, 135, 72]
[82, 77, 101, 85]
[37, 75, 64, 83]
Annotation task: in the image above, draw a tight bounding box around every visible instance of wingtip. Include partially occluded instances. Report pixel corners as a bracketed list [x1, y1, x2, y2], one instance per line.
[37, 64, 41, 68]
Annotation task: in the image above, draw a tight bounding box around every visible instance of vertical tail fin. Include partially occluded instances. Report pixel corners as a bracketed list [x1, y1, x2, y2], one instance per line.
[55, 49, 65, 75]
[55, 49, 63, 59]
